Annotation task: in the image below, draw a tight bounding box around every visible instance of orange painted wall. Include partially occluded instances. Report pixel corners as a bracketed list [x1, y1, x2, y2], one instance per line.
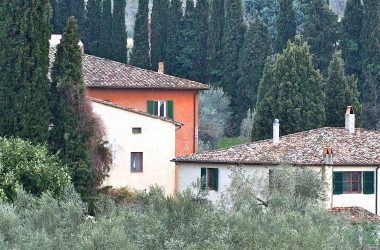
[87, 88, 199, 157]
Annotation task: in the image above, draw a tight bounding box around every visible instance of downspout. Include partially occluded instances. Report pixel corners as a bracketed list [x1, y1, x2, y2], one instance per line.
[376, 166, 379, 215]
[193, 91, 197, 153]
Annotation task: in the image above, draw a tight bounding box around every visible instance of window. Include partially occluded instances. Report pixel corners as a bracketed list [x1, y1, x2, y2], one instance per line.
[333, 171, 374, 195]
[147, 100, 174, 119]
[132, 127, 142, 134]
[131, 152, 143, 172]
[201, 168, 219, 191]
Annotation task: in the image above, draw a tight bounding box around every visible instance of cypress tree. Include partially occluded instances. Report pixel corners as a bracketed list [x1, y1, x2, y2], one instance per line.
[194, 0, 209, 83]
[252, 37, 325, 140]
[151, 0, 169, 71]
[164, 0, 183, 76]
[0, 0, 51, 144]
[304, 0, 339, 75]
[83, 0, 102, 55]
[51, 0, 59, 33]
[341, 0, 363, 77]
[275, 0, 296, 52]
[112, 0, 128, 63]
[99, 0, 113, 60]
[130, 0, 150, 69]
[221, 0, 245, 133]
[325, 51, 362, 127]
[237, 16, 271, 127]
[56, 0, 85, 34]
[208, 0, 224, 85]
[50, 18, 96, 198]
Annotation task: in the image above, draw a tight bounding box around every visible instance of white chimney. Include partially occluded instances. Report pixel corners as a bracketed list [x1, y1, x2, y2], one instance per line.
[323, 145, 333, 165]
[273, 119, 280, 145]
[345, 106, 355, 133]
[158, 62, 164, 74]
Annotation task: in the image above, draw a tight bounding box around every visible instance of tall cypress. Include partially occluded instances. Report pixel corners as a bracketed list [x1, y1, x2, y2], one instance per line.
[130, 0, 150, 69]
[237, 16, 271, 127]
[151, 0, 169, 70]
[0, 0, 51, 144]
[50, 0, 59, 33]
[304, 0, 339, 75]
[325, 51, 362, 127]
[99, 0, 113, 60]
[112, 0, 128, 63]
[83, 0, 102, 55]
[208, 0, 224, 85]
[55, 0, 85, 34]
[194, 0, 209, 83]
[275, 0, 296, 52]
[164, 0, 183, 76]
[50, 18, 96, 198]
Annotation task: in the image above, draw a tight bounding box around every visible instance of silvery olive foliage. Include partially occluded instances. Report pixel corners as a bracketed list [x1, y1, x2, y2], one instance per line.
[239, 108, 255, 143]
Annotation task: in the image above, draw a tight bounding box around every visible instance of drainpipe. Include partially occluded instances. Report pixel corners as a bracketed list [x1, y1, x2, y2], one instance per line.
[193, 91, 197, 153]
[376, 166, 379, 215]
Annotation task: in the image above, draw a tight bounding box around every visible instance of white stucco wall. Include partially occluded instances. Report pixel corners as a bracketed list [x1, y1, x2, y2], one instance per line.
[92, 102, 176, 195]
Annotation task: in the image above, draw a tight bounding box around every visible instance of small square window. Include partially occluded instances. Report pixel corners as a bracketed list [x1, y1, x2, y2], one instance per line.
[132, 127, 142, 134]
[131, 152, 143, 172]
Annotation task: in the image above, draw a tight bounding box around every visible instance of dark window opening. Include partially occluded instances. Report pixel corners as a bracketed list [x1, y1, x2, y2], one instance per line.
[132, 127, 142, 134]
[131, 152, 143, 172]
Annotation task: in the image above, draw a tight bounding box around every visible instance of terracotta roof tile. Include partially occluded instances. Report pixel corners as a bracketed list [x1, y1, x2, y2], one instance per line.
[329, 207, 380, 223]
[174, 127, 380, 166]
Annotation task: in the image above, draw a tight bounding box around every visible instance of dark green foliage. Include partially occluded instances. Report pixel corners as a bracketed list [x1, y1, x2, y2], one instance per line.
[0, 138, 70, 202]
[208, 0, 225, 85]
[151, 0, 169, 70]
[0, 0, 51, 144]
[325, 51, 362, 127]
[130, 0, 150, 69]
[194, 0, 209, 83]
[98, 0, 113, 59]
[50, 18, 97, 198]
[252, 37, 325, 141]
[164, 0, 183, 75]
[50, 0, 59, 32]
[237, 16, 271, 127]
[83, 0, 102, 55]
[276, 0, 296, 52]
[341, 0, 363, 77]
[112, 0, 128, 63]
[304, 0, 339, 75]
[55, 0, 85, 34]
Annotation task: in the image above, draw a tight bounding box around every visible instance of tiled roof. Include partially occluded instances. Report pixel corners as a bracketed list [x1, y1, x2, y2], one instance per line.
[329, 207, 380, 223]
[91, 98, 183, 126]
[49, 48, 209, 90]
[174, 127, 380, 166]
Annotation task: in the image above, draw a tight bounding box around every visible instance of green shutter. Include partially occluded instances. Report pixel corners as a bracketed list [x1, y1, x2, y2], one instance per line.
[147, 100, 154, 114]
[167, 100, 174, 119]
[363, 171, 375, 194]
[213, 168, 219, 191]
[333, 172, 343, 195]
[201, 168, 206, 190]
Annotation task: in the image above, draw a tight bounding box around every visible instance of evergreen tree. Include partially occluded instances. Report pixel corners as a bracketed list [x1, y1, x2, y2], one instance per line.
[99, 0, 113, 59]
[341, 0, 363, 77]
[83, 0, 102, 55]
[208, 0, 225, 85]
[164, 0, 183, 75]
[55, 0, 85, 34]
[130, 0, 150, 69]
[50, 0, 59, 32]
[276, 0, 296, 52]
[112, 0, 128, 63]
[50, 18, 96, 198]
[325, 51, 362, 127]
[194, 0, 209, 83]
[237, 16, 271, 127]
[151, 0, 169, 70]
[0, 0, 51, 144]
[252, 37, 325, 141]
[304, 0, 339, 75]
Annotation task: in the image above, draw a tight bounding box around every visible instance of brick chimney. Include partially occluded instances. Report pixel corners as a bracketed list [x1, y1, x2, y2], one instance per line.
[158, 62, 164, 74]
[273, 119, 280, 145]
[323, 145, 333, 165]
[345, 106, 355, 133]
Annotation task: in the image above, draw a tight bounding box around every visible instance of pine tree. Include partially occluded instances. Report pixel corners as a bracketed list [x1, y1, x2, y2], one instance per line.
[55, 0, 85, 34]
[194, 0, 209, 83]
[341, 0, 363, 77]
[252, 37, 325, 140]
[221, 0, 245, 133]
[275, 0, 296, 52]
[304, 0, 339, 75]
[151, 0, 169, 70]
[208, 0, 224, 85]
[164, 0, 183, 75]
[112, 0, 128, 63]
[130, 0, 150, 69]
[237, 16, 271, 128]
[0, 0, 51, 144]
[83, 0, 102, 55]
[50, 18, 97, 198]
[99, 0, 113, 59]
[325, 51, 362, 127]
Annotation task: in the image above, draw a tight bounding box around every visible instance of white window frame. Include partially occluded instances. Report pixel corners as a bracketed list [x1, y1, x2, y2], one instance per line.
[153, 100, 167, 117]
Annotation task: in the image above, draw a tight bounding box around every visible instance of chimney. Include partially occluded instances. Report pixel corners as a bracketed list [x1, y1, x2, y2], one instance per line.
[273, 119, 280, 145]
[323, 145, 333, 165]
[345, 106, 355, 133]
[158, 62, 164, 74]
